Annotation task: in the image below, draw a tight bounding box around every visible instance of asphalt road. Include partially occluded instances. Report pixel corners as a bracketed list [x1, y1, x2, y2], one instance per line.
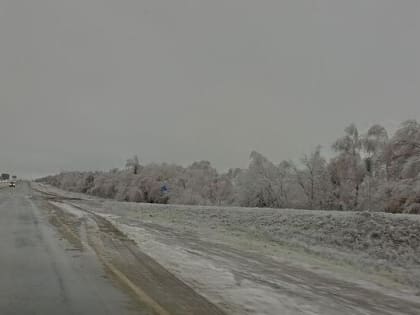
[0, 183, 143, 315]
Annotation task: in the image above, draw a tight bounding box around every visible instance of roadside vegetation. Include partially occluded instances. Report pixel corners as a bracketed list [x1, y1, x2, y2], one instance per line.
[38, 120, 420, 213]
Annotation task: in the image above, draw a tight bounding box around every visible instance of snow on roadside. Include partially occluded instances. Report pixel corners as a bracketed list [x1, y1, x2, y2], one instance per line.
[33, 183, 420, 289]
[107, 220, 334, 315]
[49, 198, 322, 314]
[37, 183, 420, 314]
[49, 201, 86, 219]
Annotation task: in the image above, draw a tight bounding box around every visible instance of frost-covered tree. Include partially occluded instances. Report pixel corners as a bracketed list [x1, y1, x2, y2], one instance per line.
[126, 155, 141, 175]
[380, 120, 420, 213]
[277, 160, 297, 207]
[363, 124, 389, 174]
[387, 120, 420, 179]
[167, 161, 220, 205]
[213, 174, 235, 205]
[363, 125, 388, 159]
[237, 151, 285, 208]
[295, 146, 331, 209]
[332, 124, 367, 210]
[37, 120, 420, 214]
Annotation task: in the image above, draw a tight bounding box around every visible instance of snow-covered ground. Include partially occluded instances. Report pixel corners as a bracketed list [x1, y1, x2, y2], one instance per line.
[33, 182, 420, 315]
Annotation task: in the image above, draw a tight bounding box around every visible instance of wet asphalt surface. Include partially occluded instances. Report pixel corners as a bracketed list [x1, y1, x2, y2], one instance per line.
[0, 183, 142, 315]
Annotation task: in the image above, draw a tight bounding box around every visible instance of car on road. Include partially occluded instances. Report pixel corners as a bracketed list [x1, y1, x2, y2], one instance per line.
[9, 182, 16, 188]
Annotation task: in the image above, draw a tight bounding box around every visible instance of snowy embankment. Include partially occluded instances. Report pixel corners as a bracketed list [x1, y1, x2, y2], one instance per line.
[34, 183, 420, 289]
[100, 203, 420, 283]
[33, 182, 420, 314]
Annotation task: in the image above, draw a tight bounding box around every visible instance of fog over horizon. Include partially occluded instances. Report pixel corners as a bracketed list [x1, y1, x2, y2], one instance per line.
[1, 0, 419, 179]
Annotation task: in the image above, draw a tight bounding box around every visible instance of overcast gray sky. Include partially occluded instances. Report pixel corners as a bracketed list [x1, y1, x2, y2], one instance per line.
[1, 0, 419, 178]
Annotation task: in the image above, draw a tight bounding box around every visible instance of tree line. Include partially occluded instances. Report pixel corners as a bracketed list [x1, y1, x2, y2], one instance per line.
[38, 120, 420, 213]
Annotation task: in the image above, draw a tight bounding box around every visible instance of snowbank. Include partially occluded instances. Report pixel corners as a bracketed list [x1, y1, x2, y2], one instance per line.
[79, 201, 420, 287]
[33, 183, 420, 288]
